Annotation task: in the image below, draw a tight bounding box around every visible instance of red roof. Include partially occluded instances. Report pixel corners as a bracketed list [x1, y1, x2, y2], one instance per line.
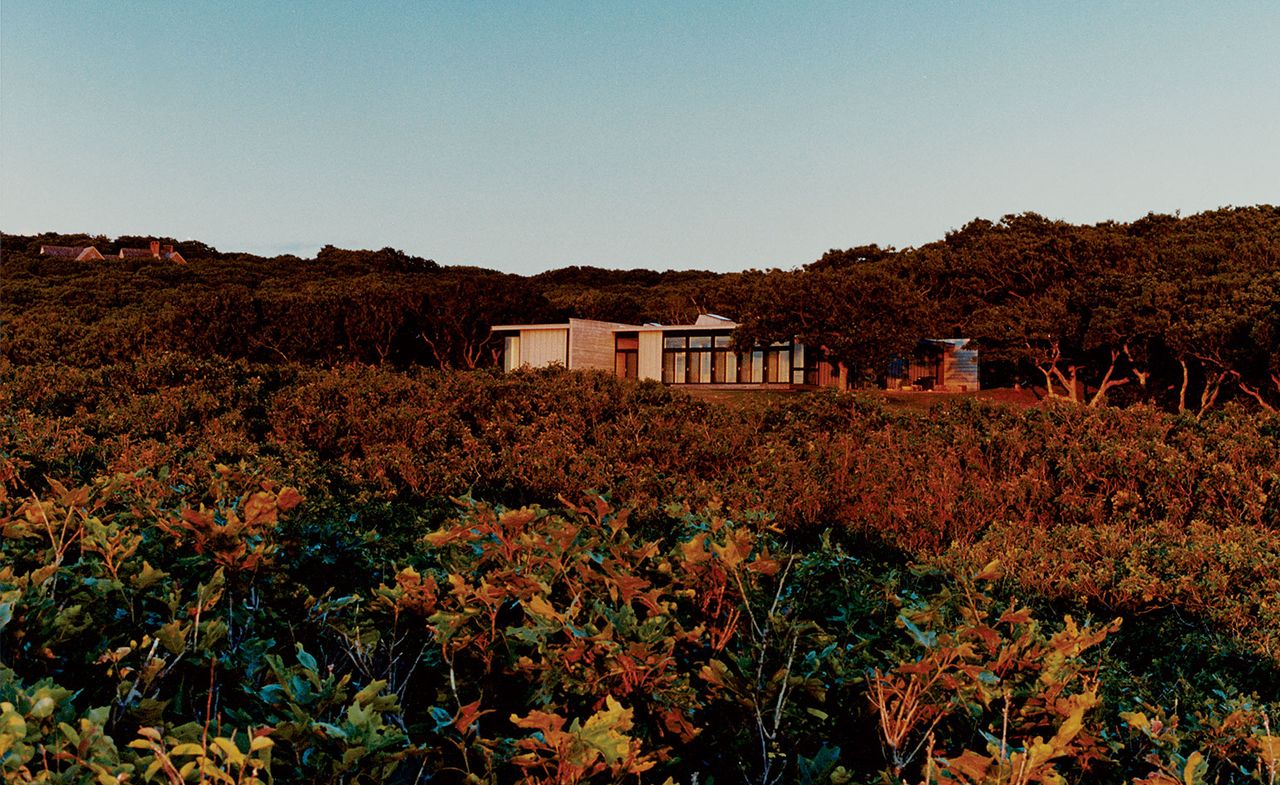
[40, 245, 105, 260]
[41, 245, 90, 257]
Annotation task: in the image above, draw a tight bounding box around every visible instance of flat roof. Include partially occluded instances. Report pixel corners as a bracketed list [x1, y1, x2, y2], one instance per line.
[490, 323, 571, 331]
[494, 321, 741, 333]
[613, 323, 738, 332]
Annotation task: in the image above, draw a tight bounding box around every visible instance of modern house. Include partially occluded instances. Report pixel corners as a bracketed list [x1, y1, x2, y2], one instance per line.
[39, 245, 106, 261]
[494, 315, 825, 388]
[493, 314, 978, 391]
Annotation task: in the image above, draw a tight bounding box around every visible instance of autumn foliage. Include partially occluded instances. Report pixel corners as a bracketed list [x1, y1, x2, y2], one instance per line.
[2, 213, 1280, 782]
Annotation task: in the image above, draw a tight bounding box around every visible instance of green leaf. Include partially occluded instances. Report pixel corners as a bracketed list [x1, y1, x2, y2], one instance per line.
[898, 614, 937, 648]
[798, 743, 841, 785]
[295, 644, 317, 672]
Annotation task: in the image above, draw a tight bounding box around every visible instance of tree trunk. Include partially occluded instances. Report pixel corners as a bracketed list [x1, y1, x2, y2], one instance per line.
[1197, 370, 1227, 419]
[1122, 344, 1149, 397]
[1037, 364, 1057, 398]
[1051, 364, 1085, 404]
[1089, 348, 1129, 407]
[1178, 359, 1190, 414]
[420, 333, 450, 368]
[1233, 372, 1278, 413]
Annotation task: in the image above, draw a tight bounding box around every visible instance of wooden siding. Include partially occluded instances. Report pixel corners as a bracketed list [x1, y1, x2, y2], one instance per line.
[519, 328, 568, 368]
[637, 331, 663, 381]
[906, 357, 941, 388]
[817, 361, 837, 387]
[568, 319, 624, 371]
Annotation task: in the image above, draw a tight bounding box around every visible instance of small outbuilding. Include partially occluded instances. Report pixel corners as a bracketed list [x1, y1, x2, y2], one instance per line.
[887, 339, 980, 392]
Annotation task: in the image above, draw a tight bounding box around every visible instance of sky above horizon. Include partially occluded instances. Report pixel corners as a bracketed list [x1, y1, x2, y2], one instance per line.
[3, 2, 1278, 273]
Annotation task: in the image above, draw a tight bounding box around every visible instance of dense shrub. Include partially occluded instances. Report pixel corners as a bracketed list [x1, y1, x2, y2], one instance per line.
[3, 349, 1280, 781]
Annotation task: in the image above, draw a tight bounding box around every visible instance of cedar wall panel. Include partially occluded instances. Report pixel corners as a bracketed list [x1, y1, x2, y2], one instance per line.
[519, 328, 568, 368]
[568, 319, 625, 371]
[638, 331, 663, 381]
[817, 361, 836, 387]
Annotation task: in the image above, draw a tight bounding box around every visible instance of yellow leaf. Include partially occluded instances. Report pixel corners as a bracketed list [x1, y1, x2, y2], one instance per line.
[945, 749, 993, 781]
[169, 742, 206, 756]
[213, 736, 245, 766]
[975, 559, 1002, 581]
[525, 594, 561, 623]
[680, 534, 710, 565]
[1183, 751, 1205, 785]
[1253, 733, 1280, 757]
[1049, 692, 1097, 750]
[577, 696, 634, 765]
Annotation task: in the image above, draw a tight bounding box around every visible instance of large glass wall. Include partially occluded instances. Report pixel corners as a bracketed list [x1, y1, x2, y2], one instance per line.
[658, 332, 819, 384]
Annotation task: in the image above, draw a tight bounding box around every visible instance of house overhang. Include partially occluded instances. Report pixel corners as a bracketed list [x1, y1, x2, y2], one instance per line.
[490, 323, 572, 332]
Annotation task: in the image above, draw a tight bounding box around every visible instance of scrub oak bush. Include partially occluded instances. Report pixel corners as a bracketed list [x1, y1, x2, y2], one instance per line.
[3, 353, 1280, 781]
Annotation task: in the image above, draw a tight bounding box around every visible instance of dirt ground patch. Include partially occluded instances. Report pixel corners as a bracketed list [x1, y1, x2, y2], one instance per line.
[879, 386, 1043, 410]
[683, 386, 1044, 410]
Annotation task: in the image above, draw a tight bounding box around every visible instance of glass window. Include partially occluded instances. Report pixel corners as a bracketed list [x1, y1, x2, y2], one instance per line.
[690, 351, 711, 383]
[616, 351, 638, 379]
[503, 336, 521, 372]
[664, 336, 686, 349]
[689, 336, 712, 349]
[713, 350, 729, 383]
[766, 350, 790, 383]
[724, 353, 738, 383]
[714, 335, 732, 348]
[674, 351, 687, 382]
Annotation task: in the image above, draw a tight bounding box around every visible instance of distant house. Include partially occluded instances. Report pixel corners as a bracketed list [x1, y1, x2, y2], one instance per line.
[493, 314, 978, 392]
[39, 245, 106, 261]
[38, 240, 187, 264]
[118, 240, 186, 264]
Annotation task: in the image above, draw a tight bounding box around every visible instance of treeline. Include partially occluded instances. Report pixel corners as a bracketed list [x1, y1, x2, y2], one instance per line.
[1, 235, 722, 369]
[730, 208, 1280, 414]
[5, 205, 1279, 412]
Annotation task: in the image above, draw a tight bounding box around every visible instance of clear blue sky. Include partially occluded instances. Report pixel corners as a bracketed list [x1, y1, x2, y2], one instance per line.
[3, 2, 1277, 273]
